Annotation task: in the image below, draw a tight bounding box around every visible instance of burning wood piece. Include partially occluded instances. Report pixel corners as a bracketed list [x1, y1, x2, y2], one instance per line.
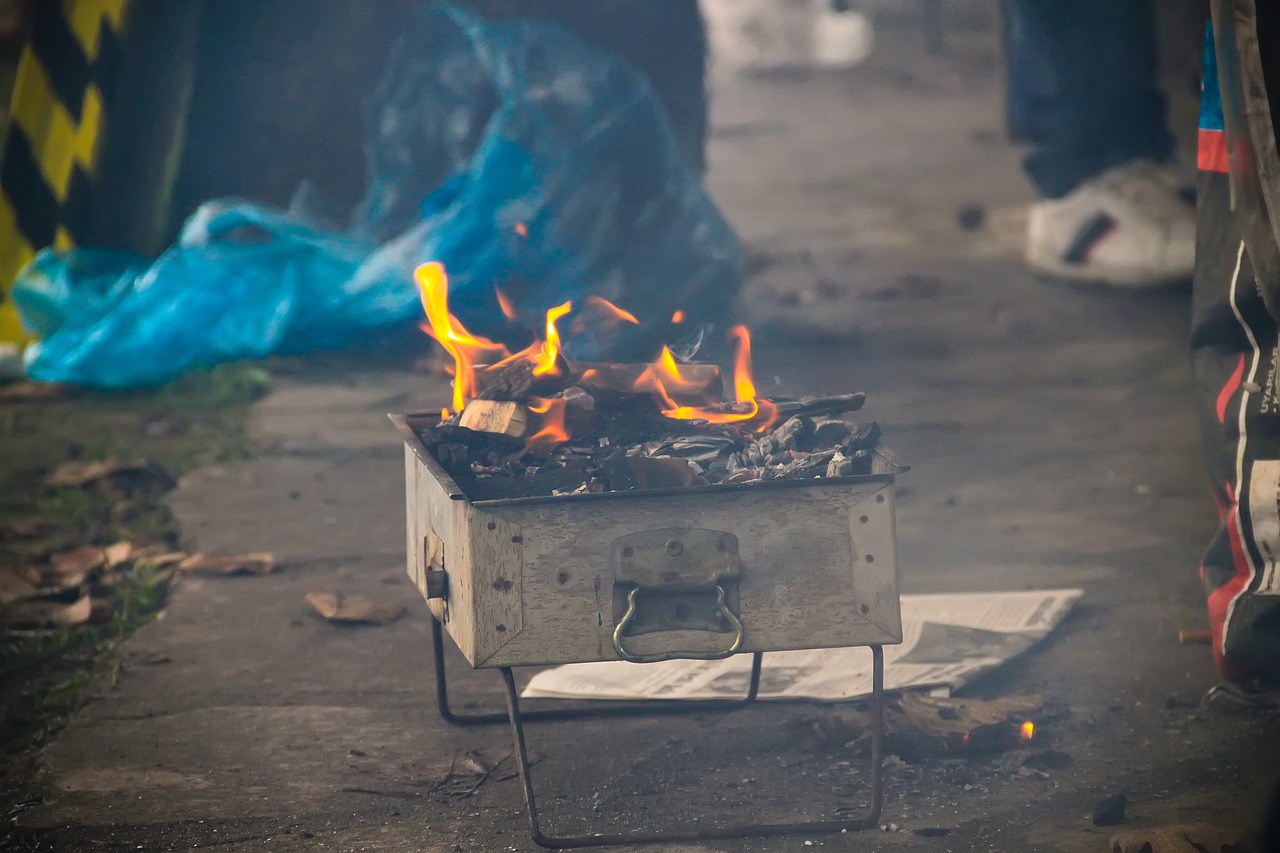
[411, 261, 888, 495]
[422, 406, 891, 498]
[772, 393, 866, 419]
[475, 357, 566, 402]
[569, 360, 722, 406]
[459, 400, 530, 440]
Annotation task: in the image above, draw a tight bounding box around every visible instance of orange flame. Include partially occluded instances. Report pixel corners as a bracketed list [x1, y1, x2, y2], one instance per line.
[495, 288, 519, 321]
[659, 326, 777, 431]
[515, 222, 528, 237]
[584, 295, 640, 325]
[525, 396, 569, 454]
[417, 262, 511, 412]
[417, 262, 779, 446]
[532, 302, 572, 376]
[671, 309, 685, 323]
[1020, 721, 1035, 743]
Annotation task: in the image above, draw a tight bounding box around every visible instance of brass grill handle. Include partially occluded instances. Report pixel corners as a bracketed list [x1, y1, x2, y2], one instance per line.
[611, 583, 744, 664]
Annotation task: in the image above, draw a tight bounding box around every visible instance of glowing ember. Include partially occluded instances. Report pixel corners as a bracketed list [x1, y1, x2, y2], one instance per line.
[495, 288, 519, 321]
[671, 309, 685, 323]
[515, 222, 528, 237]
[1020, 721, 1035, 742]
[584, 295, 639, 325]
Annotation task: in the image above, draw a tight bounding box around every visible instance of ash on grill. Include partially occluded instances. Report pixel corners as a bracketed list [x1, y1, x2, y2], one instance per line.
[416, 363, 887, 500]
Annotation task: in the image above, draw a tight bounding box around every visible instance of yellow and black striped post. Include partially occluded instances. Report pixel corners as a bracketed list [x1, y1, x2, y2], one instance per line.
[0, 0, 131, 345]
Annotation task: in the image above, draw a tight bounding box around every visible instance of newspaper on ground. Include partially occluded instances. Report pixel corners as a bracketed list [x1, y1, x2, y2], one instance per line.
[522, 588, 1083, 702]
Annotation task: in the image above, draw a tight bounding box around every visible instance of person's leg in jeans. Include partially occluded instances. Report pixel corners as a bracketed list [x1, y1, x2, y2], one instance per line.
[1005, 0, 1195, 287]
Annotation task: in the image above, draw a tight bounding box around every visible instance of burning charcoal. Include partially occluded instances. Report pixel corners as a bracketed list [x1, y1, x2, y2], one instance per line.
[603, 456, 705, 491]
[560, 386, 596, 435]
[843, 449, 874, 475]
[780, 449, 837, 479]
[645, 435, 737, 465]
[725, 453, 744, 475]
[827, 452, 856, 478]
[811, 417, 852, 448]
[849, 421, 883, 451]
[771, 416, 813, 450]
[435, 442, 470, 467]
[459, 400, 530, 439]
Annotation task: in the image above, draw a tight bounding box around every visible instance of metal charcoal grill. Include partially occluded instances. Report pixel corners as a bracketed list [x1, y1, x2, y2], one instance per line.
[394, 412, 904, 848]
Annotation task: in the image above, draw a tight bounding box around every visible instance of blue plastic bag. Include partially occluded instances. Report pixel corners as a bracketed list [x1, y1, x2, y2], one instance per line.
[19, 4, 743, 387]
[19, 203, 394, 386]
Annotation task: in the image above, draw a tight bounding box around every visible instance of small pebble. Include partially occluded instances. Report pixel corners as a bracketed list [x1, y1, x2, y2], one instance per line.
[1092, 792, 1127, 826]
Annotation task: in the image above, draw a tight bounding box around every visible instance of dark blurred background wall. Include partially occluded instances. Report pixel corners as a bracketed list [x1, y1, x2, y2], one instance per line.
[170, 0, 708, 247]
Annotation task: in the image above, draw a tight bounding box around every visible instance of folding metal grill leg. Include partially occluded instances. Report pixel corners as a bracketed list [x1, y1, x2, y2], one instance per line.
[430, 615, 763, 725]
[499, 646, 886, 850]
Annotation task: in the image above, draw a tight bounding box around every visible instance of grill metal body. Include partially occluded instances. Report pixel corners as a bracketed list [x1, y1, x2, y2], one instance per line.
[394, 412, 902, 848]
[396, 413, 902, 668]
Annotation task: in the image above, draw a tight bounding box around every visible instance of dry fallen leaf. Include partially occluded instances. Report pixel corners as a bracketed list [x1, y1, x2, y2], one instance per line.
[49, 546, 107, 583]
[305, 590, 405, 625]
[44, 459, 173, 489]
[0, 381, 70, 403]
[3, 591, 93, 628]
[104, 541, 133, 567]
[1110, 824, 1253, 853]
[178, 552, 275, 576]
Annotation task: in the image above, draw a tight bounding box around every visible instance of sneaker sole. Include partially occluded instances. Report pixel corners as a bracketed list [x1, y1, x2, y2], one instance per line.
[1025, 249, 1192, 290]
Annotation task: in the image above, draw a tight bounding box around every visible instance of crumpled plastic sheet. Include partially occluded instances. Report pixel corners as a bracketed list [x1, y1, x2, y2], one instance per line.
[18, 4, 743, 387]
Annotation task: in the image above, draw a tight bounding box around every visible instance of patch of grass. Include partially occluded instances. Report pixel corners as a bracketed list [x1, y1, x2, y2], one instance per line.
[0, 362, 267, 765]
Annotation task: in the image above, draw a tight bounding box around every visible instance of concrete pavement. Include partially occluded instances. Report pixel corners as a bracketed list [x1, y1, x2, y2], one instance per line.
[15, 16, 1280, 853]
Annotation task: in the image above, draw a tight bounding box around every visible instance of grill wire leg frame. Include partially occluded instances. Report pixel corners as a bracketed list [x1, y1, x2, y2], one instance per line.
[430, 616, 885, 848]
[432, 616, 763, 725]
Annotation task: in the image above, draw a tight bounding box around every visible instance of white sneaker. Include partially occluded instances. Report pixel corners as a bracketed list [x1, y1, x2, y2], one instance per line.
[1025, 160, 1195, 287]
